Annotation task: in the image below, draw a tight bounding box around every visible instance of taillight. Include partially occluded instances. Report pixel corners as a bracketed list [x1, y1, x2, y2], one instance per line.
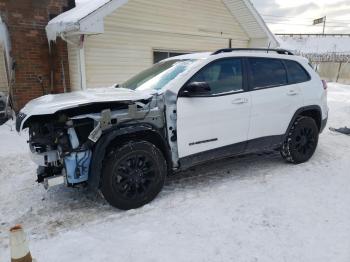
[322, 80, 328, 90]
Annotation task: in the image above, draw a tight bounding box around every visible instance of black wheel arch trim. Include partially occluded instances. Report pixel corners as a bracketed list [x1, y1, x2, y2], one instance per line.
[284, 105, 323, 140]
[88, 123, 170, 190]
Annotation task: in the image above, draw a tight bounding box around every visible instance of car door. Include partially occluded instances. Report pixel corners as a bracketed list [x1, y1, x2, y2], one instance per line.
[176, 58, 251, 159]
[246, 57, 304, 144]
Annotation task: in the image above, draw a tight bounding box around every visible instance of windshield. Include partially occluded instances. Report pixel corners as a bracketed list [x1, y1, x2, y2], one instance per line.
[121, 59, 196, 91]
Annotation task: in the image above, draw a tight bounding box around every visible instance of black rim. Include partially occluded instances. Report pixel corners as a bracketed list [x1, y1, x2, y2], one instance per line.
[294, 127, 316, 156]
[112, 151, 157, 199]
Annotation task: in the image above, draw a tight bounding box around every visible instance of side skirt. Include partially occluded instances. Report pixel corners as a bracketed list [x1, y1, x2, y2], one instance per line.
[179, 135, 284, 170]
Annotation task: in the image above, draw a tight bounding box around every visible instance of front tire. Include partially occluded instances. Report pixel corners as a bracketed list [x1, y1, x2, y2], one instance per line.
[101, 141, 167, 210]
[281, 116, 319, 164]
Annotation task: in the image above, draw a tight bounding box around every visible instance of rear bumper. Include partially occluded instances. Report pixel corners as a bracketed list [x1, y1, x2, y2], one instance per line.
[320, 117, 328, 133]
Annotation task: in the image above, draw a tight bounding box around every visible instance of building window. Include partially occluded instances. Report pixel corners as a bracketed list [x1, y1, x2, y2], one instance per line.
[153, 51, 189, 64]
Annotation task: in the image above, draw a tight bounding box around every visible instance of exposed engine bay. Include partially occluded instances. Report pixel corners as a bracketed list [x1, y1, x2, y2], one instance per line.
[21, 96, 167, 188]
[29, 116, 93, 186]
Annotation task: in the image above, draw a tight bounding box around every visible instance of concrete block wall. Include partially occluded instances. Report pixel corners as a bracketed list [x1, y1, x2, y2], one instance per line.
[316, 62, 350, 85]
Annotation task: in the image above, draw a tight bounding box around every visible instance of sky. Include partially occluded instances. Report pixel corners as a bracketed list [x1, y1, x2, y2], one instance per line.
[75, 0, 350, 34]
[250, 0, 350, 34]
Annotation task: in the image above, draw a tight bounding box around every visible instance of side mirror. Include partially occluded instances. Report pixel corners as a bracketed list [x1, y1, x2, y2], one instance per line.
[180, 82, 211, 97]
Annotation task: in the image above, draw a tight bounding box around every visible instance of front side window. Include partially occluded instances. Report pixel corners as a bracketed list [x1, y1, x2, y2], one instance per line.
[189, 58, 243, 95]
[284, 60, 310, 84]
[248, 58, 287, 89]
[121, 59, 196, 91]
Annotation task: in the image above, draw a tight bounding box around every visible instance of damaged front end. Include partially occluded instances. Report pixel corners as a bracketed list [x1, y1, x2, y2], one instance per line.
[29, 116, 94, 188]
[18, 92, 165, 189]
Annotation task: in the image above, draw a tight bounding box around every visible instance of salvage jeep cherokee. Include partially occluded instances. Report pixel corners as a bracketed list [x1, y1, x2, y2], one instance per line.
[17, 48, 328, 210]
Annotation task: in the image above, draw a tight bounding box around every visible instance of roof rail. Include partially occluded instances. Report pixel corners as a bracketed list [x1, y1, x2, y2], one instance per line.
[212, 48, 294, 56]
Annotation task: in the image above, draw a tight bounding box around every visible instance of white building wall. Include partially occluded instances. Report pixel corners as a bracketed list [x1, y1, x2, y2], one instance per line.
[76, 0, 250, 90]
[67, 42, 81, 91]
[249, 38, 271, 48]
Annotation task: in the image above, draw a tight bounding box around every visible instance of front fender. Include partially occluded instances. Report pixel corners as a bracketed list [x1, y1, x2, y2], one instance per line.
[88, 124, 166, 189]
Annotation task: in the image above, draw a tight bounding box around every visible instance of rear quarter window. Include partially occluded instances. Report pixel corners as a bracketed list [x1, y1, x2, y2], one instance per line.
[284, 60, 311, 84]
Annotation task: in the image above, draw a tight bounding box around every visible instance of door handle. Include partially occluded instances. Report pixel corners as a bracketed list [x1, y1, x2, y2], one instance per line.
[232, 98, 248, 104]
[287, 90, 298, 96]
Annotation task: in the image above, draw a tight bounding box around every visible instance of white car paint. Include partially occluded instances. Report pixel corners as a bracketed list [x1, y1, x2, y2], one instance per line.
[19, 87, 152, 130]
[21, 87, 151, 116]
[170, 52, 328, 157]
[247, 82, 304, 140]
[299, 60, 329, 120]
[19, 50, 328, 163]
[177, 91, 251, 157]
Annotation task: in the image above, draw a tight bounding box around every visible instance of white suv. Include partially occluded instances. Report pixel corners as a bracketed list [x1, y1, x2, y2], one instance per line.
[17, 48, 328, 210]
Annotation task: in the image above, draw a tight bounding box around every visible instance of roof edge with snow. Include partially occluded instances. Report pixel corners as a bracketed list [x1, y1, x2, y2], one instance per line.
[243, 0, 278, 47]
[46, 0, 277, 47]
[223, 0, 278, 47]
[46, 0, 128, 42]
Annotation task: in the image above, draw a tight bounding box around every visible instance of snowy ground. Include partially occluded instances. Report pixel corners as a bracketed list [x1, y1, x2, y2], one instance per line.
[1, 83, 350, 261]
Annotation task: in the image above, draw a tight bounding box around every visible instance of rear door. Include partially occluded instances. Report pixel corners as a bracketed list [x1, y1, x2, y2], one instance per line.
[247, 57, 304, 143]
[176, 58, 251, 158]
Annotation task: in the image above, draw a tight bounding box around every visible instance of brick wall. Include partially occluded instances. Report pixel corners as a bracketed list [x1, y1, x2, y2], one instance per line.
[0, 0, 73, 111]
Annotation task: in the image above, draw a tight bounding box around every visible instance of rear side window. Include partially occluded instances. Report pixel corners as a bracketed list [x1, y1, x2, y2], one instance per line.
[284, 60, 310, 84]
[248, 58, 287, 89]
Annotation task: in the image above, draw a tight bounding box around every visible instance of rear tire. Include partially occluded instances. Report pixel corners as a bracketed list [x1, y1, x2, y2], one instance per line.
[101, 140, 167, 210]
[280, 116, 319, 164]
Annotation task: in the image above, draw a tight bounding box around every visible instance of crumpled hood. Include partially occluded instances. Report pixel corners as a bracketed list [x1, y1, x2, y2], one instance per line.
[21, 86, 152, 116]
[17, 87, 153, 132]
